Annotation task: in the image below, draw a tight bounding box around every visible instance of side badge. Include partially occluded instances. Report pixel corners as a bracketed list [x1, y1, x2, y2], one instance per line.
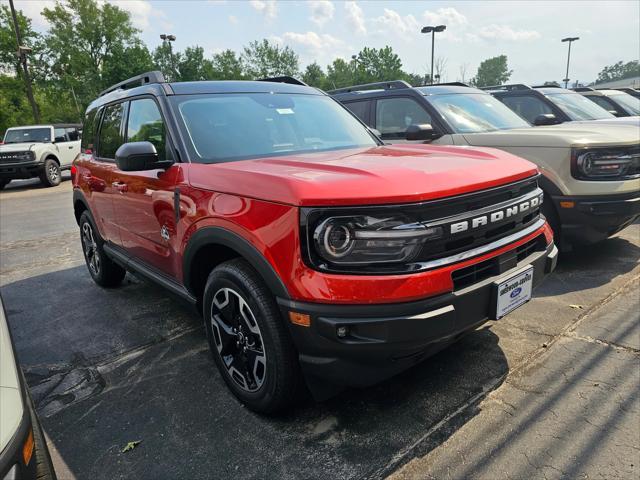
[160, 225, 170, 241]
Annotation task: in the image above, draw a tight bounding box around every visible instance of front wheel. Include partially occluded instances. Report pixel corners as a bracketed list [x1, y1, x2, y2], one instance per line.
[39, 158, 61, 187]
[203, 259, 302, 413]
[79, 211, 126, 287]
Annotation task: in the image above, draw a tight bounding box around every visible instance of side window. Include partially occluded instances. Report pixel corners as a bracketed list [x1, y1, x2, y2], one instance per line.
[126, 98, 171, 160]
[66, 127, 80, 141]
[54, 127, 68, 143]
[375, 98, 432, 139]
[81, 109, 99, 152]
[97, 103, 125, 159]
[588, 96, 616, 112]
[500, 95, 554, 123]
[344, 101, 370, 125]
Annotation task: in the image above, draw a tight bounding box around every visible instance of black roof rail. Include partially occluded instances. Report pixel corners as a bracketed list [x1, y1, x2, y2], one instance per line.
[258, 76, 308, 86]
[99, 71, 165, 97]
[531, 84, 562, 88]
[479, 84, 532, 92]
[327, 80, 410, 95]
[572, 87, 595, 92]
[423, 82, 471, 87]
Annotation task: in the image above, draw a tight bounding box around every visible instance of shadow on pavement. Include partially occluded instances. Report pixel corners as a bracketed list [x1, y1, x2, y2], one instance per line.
[1, 265, 509, 480]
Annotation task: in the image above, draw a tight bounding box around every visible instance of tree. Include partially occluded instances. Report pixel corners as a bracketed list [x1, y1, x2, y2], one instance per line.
[211, 49, 244, 80]
[0, 5, 40, 75]
[402, 73, 425, 87]
[596, 60, 639, 83]
[177, 46, 215, 81]
[241, 39, 298, 79]
[42, 0, 142, 105]
[326, 58, 353, 89]
[153, 41, 179, 82]
[459, 63, 470, 83]
[302, 62, 326, 88]
[471, 55, 512, 87]
[356, 46, 404, 83]
[434, 56, 448, 81]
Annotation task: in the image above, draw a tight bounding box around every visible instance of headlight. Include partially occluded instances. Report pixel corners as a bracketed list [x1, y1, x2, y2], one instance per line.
[312, 214, 443, 265]
[572, 147, 640, 180]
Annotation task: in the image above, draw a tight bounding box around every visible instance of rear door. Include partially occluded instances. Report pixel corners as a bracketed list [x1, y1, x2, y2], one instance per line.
[111, 97, 183, 277]
[53, 127, 76, 166]
[64, 126, 82, 164]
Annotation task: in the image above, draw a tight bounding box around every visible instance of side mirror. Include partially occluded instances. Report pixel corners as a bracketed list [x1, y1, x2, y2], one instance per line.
[115, 141, 173, 171]
[533, 114, 559, 126]
[608, 110, 623, 117]
[406, 124, 441, 141]
[369, 127, 382, 137]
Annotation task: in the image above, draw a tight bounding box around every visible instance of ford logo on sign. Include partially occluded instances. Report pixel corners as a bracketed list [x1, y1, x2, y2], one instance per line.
[510, 287, 522, 298]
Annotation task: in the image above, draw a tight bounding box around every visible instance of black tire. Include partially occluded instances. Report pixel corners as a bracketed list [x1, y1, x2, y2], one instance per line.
[542, 196, 561, 245]
[79, 211, 126, 287]
[39, 158, 61, 187]
[28, 396, 57, 480]
[0, 179, 9, 190]
[203, 258, 302, 413]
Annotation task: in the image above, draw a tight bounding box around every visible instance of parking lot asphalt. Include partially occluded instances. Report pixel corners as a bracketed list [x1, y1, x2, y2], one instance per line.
[1, 177, 638, 480]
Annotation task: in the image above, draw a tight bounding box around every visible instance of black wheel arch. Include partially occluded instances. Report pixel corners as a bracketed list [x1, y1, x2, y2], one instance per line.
[73, 189, 90, 225]
[183, 227, 290, 302]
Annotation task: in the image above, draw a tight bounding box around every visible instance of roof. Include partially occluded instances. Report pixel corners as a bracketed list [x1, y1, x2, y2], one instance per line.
[416, 85, 484, 95]
[168, 80, 321, 96]
[6, 123, 81, 129]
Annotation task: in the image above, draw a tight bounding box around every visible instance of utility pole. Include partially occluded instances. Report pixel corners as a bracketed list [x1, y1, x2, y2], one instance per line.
[9, 0, 40, 123]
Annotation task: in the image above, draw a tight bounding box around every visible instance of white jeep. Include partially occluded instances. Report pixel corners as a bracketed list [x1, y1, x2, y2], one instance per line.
[0, 124, 81, 189]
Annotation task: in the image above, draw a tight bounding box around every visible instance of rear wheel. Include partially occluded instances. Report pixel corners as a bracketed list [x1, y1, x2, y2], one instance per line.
[0, 179, 9, 190]
[79, 211, 126, 287]
[203, 258, 302, 413]
[39, 158, 61, 187]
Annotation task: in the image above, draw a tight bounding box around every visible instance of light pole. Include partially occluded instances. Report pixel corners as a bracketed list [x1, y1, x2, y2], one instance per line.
[351, 54, 358, 82]
[9, 0, 40, 123]
[421, 25, 446, 85]
[160, 33, 177, 81]
[561, 36, 579, 89]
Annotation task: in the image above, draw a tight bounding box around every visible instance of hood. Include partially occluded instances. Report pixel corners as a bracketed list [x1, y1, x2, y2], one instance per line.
[187, 145, 538, 207]
[589, 116, 640, 127]
[0, 142, 40, 152]
[463, 122, 640, 149]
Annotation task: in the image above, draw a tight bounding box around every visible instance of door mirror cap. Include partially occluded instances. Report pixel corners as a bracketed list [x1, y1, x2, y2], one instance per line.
[406, 123, 441, 141]
[115, 141, 173, 171]
[533, 113, 559, 126]
[369, 127, 382, 138]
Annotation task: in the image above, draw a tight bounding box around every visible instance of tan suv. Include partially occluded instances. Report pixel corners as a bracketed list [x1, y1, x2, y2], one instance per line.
[332, 81, 640, 250]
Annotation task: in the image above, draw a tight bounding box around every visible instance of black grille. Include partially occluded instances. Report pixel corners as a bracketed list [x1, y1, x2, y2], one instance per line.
[452, 234, 546, 290]
[0, 151, 35, 164]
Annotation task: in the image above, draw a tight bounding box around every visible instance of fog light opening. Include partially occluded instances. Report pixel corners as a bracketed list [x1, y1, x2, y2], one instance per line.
[336, 326, 349, 338]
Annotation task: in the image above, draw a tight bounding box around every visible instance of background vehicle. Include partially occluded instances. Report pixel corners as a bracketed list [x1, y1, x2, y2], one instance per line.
[0, 124, 81, 189]
[73, 72, 556, 413]
[481, 84, 639, 126]
[614, 87, 640, 99]
[0, 296, 57, 479]
[573, 87, 640, 117]
[331, 81, 640, 250]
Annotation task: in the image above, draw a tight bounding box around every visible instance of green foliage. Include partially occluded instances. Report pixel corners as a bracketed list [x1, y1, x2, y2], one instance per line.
[356, 46, 404, 83]
[0, 5, 40, 75]
[326, 58, 354, 90]
[177, 46, 215, 81]
[471, 55, 512, 88]
[596, 60, 639, 83]
[242, 39, 299, 79]
[211, 49, 244, 80]
[302, 62, 326, 88]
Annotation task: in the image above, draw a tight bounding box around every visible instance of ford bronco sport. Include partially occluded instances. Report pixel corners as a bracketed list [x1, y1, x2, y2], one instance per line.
[331, 81, 640, 250]
[0, 124, 81, 189]
[573, 87, 640, 117]
[73, 72, 556, 413]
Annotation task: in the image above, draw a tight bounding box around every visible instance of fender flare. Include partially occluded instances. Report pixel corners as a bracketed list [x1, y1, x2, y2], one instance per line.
[72, 189, 90, 224]
[537, 174, 563, 198]
[182, 226, 290, 300]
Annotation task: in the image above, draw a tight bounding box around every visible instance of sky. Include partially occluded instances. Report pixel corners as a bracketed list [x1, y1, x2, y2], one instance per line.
[15, 0, 640, 84]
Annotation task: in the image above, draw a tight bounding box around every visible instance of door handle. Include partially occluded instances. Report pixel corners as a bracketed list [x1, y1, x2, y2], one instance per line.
[68, 146, 74, 149]
[112, 181, 128, 193]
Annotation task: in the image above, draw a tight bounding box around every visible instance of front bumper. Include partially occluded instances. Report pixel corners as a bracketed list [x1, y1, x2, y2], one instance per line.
[0, 161, 44, 180]
[552, 190, 640, 245]
[279, 240, 557, 394]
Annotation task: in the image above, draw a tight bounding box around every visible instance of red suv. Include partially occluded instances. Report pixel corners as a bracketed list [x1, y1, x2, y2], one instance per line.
[72, 72, 557, 413]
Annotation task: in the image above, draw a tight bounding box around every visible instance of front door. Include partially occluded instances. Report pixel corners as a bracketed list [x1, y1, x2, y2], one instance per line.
[111, 97, 183, 278]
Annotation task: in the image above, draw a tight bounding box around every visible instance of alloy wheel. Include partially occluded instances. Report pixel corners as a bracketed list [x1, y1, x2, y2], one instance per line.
[48, 163, 60, 183]
[210, 287, 267, 392]
[82, 222, 100, 275]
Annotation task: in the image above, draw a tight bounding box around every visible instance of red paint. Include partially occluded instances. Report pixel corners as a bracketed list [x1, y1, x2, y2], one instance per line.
[73, 144, 549, 304]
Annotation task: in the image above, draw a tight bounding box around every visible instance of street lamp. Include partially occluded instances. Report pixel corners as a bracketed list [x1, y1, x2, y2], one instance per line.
[160, 33, 177, 80]
[561, 36, 579, 89]
[421, 24, 446, 85]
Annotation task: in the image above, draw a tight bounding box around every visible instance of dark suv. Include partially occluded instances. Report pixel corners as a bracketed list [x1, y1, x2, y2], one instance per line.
[73, 72, 556, 412]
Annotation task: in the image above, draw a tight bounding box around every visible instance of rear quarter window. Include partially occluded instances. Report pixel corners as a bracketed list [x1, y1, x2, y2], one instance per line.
[81, 109, 99, 152]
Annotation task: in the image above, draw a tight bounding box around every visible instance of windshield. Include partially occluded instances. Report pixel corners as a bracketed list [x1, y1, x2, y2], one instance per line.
[428, 93, 531, 133]
[546, 92, 614, 120]
[171, 93, 377, 163]
[609, 93, 640, 115]
[3, 127, 51, 144]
